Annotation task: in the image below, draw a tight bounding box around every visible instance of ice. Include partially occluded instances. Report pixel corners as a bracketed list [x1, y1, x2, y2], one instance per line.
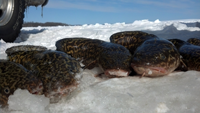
[0, 19, 200, 113]
[47, 71, 200, 113]
[107, 69, 129, 77]
[156, 103, 169, 113]
[148, 69, 153, 75]
[2, 71, 200, 113]
[7, 89, 49, 113]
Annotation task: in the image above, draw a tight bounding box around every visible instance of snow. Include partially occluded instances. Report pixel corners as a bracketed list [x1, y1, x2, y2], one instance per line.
[0, 19, 200, 113]
[8, 89, 49, 113]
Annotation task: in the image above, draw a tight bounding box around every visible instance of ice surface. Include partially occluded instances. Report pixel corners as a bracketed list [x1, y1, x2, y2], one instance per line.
[48, 71, 200, 113]
[8, 89, 49, 113]
[0, 19, 200, 113]
[2, 71, 200, 113]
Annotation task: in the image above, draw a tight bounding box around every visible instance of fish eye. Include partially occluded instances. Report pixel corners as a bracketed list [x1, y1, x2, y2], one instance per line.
[160, 54, 166, 60]
[4, 87, 10, 94]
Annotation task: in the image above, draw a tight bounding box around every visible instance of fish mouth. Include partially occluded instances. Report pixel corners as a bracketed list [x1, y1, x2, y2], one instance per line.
[28, 82, 44, 95]
[44, 81, 78, 103]
[104, 69, 130, 77]
[131, 63, 172, 77]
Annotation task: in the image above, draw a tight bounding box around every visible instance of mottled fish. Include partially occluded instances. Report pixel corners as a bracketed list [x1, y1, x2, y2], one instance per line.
[187, 38, 200, 46]
[6, 45, 81, 102]
[0, 60, 42, 107]
[56, 38, 132, 78]
[169, 39, 200, 71]
[110, 31, 180, 77]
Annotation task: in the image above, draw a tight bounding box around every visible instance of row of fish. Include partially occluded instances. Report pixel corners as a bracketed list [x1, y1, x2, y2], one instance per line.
[1, 31, 200, 107]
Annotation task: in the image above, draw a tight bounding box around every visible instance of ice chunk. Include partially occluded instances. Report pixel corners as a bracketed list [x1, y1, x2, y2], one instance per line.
[154, 19, 161, 23]
[156, 103, 169, 113]
[148, 69, 153, 75]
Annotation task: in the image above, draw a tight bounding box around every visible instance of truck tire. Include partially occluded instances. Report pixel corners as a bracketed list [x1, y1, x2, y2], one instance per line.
[0, 0, 25, 42]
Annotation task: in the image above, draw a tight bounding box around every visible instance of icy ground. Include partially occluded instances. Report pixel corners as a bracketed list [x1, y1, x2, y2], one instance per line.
[0, 19, 200, 113]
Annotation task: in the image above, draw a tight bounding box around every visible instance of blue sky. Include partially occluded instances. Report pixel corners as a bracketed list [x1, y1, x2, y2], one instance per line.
[24, 0, 200, 25]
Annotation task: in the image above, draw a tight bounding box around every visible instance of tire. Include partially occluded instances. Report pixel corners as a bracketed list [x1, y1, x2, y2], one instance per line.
[0, 0, 25, 42]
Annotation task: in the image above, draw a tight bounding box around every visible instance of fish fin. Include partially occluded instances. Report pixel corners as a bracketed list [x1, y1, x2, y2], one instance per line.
[140, 72, 145, 78]
[176, 59, 188, 71]
[180, 59, 187, 69]
[82, 60, 98, 69]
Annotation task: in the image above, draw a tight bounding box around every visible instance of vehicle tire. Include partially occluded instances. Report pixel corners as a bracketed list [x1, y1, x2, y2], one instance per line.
[0, 0, 25, 42]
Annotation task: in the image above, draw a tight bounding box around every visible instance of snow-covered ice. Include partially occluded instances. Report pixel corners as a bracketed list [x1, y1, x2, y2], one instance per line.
[8, 89, 49, 113]
[0, 19, 200, 113]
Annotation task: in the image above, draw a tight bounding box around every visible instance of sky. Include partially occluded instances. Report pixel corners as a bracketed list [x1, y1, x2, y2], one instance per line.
[24, 0, 200, 25]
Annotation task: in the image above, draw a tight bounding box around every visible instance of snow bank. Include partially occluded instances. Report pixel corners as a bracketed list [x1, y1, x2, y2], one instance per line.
[0, 19, 200, 113]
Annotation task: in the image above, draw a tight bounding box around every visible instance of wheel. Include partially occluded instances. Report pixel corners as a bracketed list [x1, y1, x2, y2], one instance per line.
[0, 0, 25, 42]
